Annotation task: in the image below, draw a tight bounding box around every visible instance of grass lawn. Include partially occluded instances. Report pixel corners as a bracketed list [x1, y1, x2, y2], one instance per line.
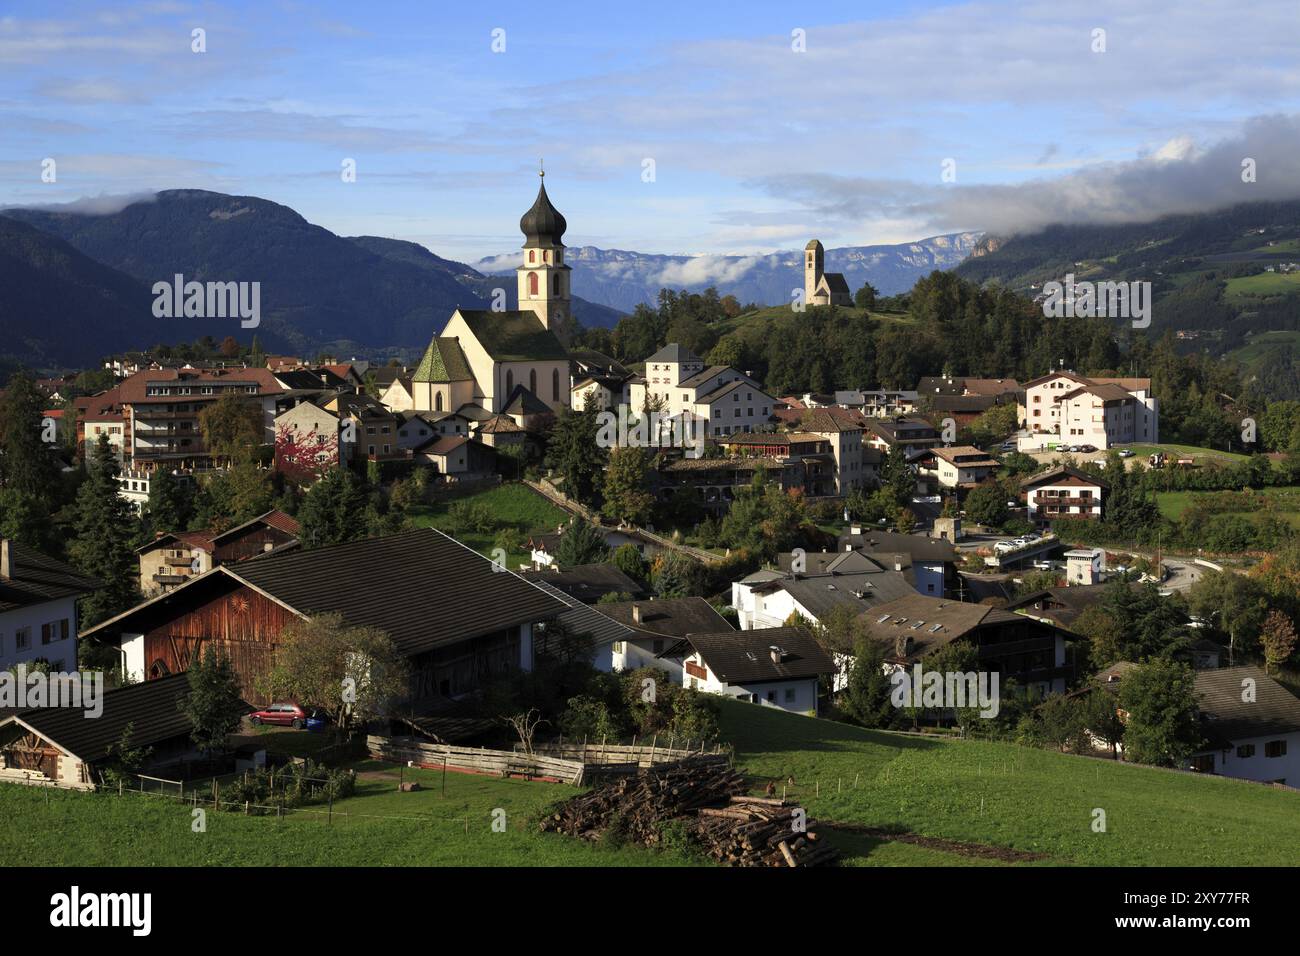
[0, 760, 698, 867]
[1121, 443, 1249, 463]
[1156, 485, 1300, 524]
[1224, 271, 1300, 298]
[407, 482, 569, 569]
[717, 699, 1300, 866]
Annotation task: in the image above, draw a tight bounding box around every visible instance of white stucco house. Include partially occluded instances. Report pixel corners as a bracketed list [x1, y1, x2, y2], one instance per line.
[663, 626, 835, 716]
[0, 540, 100, 673]
[1187, 665, 1300, 786]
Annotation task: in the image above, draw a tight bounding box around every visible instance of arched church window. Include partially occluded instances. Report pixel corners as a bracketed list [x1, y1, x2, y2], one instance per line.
[528, 272, 538, 296]
[552, 368, 560, 401]
[529, 250, 535, 263]
[506, 370, 514, 394]
[435, 391, 443, 411]
[529, 369, 537, 394]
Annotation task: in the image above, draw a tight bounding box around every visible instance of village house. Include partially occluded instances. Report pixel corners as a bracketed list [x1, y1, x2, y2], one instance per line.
[527, 579, 639, 673]
[593, 597, 733, 682]
[273, 400, 341, 481]
[920, 445, 1002, 489]
[80, 529, 568, 709]
[1018, 372, 1158, 450]
[628, 343, 775, 438]
[863, 416, 941, 460]
[855, 593, 1074, 696]
[326, 393, 403, 462]
[135, 509, 301, 596]
[1187, 665, 1300, 784]
[664, 626, 835, 715]
[716, 432, 838, 495]
[732, 550, 915, 631]
[835, 528, 960, 598]
[1022, 465, 1107, 523]
[0, 540, 100, 673]
[396, 410, 471, 450]
[916, 376, 1021, 426]
[570, 349, 633, 411]
[1005, 583, 1109, 631]
[519, 563, 648, 605]
[834, 389, 920, 418]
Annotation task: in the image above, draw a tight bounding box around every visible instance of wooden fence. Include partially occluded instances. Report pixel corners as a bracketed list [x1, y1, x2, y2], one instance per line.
[367, 736, 586, 785]
[367, 735, 733, 786]
[525, 738, 731, 769]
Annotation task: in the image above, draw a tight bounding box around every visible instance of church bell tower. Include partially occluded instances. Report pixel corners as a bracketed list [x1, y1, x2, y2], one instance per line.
[517, 164, 572, 330]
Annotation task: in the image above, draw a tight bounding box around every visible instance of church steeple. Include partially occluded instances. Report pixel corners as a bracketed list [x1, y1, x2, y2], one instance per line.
[517, 164, 571, 330]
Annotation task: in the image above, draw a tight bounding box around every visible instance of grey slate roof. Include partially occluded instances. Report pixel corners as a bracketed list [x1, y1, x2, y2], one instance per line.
[1195, 665, 1300, 745]
[594, 597, 731, 638]
[84, 529, 569, 658]
[0, 541, 101, 614]
[645, 343, 701, 365]
[0, 672, 239, 764]
[673, 627, 834, 684]
[519, 564, 648, 603]
[529, 579, 636, 650]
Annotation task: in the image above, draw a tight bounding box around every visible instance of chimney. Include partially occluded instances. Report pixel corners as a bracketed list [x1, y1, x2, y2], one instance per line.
[0, 539, 9, 579]
[894, 561, 903, 572]
[769, 646, 784, 664]
[632, 603, 642, 625]
[850, 523, 861, 535]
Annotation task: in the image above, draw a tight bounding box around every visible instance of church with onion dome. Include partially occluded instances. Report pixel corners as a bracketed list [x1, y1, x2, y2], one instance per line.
[413, 170, 575, 419]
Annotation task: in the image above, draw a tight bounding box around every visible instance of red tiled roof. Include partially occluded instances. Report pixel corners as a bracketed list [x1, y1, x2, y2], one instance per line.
[115, 367, 283, 404]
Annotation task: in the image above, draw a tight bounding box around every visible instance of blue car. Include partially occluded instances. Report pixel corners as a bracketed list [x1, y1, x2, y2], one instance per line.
[305, 709, 330, 733]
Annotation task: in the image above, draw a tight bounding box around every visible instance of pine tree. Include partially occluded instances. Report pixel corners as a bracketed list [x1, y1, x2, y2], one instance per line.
[545, 407, 606, 506]
[69, 434, 142, 627]
[0, 370, 59, 500]
[297, 467, 370, 548]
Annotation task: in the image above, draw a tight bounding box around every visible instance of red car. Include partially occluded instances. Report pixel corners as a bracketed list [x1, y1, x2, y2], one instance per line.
[249, 703, 309, 729]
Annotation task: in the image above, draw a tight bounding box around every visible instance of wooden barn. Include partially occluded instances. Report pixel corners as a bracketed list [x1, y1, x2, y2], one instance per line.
[0, 673, 213, 790]
[83, 528, 569, 709]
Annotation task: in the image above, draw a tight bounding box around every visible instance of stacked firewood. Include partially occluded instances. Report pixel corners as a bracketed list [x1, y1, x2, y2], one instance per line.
[540, 755, 745, 844]
[539, 757, 836, 867]
[691, 796, 837, 867]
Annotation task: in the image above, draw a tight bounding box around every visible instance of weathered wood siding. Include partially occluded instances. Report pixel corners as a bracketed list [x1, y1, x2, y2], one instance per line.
[142, 584, 294, 703]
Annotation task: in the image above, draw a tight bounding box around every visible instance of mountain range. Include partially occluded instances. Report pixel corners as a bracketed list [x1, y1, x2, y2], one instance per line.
[0, 189, 620, 368]
[474, 234, 983, 313]
[3, 188, 1297, 392]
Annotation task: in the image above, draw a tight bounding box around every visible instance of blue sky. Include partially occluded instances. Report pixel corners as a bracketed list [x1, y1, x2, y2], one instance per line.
[3, 0, 1300, 263]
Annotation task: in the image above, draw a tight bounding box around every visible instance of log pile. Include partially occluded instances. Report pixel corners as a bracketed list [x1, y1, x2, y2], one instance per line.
[691, 796, 837, 867]
[539, 757, 835, 867]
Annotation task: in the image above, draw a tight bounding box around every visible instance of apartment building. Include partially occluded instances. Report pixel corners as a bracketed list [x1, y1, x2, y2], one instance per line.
[1019, 372, 1158, 449]
[628, 343, 775, 438]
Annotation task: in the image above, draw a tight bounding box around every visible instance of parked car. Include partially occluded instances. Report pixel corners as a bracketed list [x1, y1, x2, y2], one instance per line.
[305, 709, 331, 733]
[1078, 444, 1097, 453]
[1118, 448, 1135, 458]
[250, 703, 310, 729]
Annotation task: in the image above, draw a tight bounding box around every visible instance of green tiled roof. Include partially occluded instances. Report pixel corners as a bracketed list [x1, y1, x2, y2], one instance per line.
[413, 336, 473, 383]
[454, 310, 568, 362]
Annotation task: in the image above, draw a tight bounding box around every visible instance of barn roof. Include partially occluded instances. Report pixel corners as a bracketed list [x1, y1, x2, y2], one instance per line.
[84, 529, 569, 657]
[0, 672, 232, 764]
